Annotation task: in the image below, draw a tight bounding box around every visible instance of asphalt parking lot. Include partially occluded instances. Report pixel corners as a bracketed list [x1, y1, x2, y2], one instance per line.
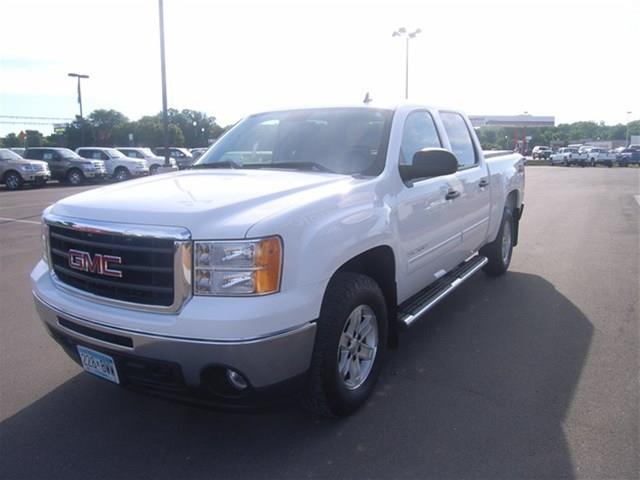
[0, 167, 638, 479]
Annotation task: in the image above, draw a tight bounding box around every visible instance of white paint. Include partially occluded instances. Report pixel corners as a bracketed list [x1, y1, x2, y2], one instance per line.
[0, 216, 40, 225]
[635, 195, 640, 207]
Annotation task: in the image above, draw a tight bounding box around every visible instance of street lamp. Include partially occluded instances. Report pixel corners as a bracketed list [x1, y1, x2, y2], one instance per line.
[626, 111, 632, 147]
[392, 27, 421, 100]
[158, 0, 172, 168]
[67, 72, 89, 147]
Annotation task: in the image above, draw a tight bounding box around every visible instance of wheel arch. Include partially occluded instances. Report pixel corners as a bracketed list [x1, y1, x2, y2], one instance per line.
[329, 245, 399, 349]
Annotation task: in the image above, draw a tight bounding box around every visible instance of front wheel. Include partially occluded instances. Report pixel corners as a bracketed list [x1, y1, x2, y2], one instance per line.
[150, 164, 160, 175]
[480, 207, 514, 276]
[114, 167, 131, 182]
[4, 171, 24, 190]
[302, 272, 387, 417]
[66, 168, 85, 186]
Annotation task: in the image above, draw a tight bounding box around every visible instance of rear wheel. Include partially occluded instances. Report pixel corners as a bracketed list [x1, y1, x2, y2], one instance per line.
[302, 272, 387, 417]
[4, 171, 24, 190]
[66, 168, 84, 186]
[480, 207, 514, 277]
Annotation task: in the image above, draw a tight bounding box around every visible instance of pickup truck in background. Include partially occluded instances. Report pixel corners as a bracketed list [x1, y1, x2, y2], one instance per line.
[0, 148, 51, 190]
[583, 147, 616, 167]
[550, 146, 579, 166]
[31, 105, 525, 416]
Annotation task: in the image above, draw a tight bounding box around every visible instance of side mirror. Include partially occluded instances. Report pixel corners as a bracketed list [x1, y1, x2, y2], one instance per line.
[399, 148, 458, 182]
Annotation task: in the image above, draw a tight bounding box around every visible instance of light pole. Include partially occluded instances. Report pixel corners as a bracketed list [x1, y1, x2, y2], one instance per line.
[158, 0, 172, 168]
[626, 111, 632, 147]
[392, 27, 421, 100]
[67, 72, 89, 147]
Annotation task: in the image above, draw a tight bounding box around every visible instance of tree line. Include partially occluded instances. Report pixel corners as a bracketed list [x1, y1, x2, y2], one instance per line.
[0, 108, 229, 150]
[2, 110, 638, 151]
[477, 119, 640, 150]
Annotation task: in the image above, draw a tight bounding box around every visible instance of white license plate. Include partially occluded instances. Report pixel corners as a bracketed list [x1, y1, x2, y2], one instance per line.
[77, 345, 120, 384]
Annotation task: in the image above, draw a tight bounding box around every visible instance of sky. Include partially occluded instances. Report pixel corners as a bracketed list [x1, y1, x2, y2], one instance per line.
[1, 0, 639, 136]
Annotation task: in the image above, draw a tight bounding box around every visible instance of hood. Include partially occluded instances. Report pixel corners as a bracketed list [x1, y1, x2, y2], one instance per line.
[50, 169, 355, 238]
[6, 158, 48, 168]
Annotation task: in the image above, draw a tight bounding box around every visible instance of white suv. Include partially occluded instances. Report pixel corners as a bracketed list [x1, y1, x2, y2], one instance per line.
[76, 147, 149, 181]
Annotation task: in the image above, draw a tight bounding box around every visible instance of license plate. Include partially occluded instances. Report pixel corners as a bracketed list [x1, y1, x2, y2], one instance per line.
[77, 345, 120, 384]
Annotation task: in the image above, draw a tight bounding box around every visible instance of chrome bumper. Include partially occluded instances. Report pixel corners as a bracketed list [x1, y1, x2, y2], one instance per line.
[33, 293, 316, 389]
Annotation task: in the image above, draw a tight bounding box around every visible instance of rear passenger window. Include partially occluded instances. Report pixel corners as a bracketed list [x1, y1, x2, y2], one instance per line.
[399, 111, 441, 165]
[43, 152, 53, 160]
[440, 112, 477, 169]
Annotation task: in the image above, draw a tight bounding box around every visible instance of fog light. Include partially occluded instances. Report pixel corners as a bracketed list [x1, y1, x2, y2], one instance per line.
[226, 369, 249, 390]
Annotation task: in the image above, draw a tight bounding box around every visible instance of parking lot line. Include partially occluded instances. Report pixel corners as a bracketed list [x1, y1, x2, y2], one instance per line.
[0, 216, 40, 225]
[0, 203, 50, 210]
[635, 195, 640, 206]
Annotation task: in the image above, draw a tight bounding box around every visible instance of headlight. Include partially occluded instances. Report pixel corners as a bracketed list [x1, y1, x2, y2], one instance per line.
[194, 237, 282, 296]
[20, 164, 35, 172]
[41, 222, 50, 267]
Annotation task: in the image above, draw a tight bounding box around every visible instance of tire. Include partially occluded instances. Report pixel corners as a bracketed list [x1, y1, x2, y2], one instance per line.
[114, 167, 131, 182]
[480, 207, 514, 277]
[66, 168, 85, 186]
[302, 272, 388, 417]
[150, 164, 160, 175]
[4, 171, 24, 191]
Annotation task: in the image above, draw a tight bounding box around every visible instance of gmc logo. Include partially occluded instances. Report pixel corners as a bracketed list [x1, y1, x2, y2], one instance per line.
[68, 249, 123, 278]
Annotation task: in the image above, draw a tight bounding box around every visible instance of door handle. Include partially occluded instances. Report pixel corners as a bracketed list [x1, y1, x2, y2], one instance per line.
[445, 189, 461, 200]
[478, 178, 489, 188]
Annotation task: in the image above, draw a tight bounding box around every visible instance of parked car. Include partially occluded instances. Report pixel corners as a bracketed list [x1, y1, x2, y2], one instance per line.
[32, 105, 525, 416]
[618, 149, 640, 166]
[76, 147, 148, 181]
[531, 146, 552, 159]
[23, 147, 107, 185]
[550, 147, 579, 165]
[0, 148, 51, 190]
[153, 147, 194, 169]
[190, 147, 208, 161]
[116, 147, 177, 174]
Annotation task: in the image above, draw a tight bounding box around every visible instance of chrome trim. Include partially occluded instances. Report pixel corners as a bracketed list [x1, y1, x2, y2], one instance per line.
[44, 213, 193, 314]
[44, 213, 191, 241]
[402, 256, 488, 327]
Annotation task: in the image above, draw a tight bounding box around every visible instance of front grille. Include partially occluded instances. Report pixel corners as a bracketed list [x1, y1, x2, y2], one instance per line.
[49, 225, 175, 306]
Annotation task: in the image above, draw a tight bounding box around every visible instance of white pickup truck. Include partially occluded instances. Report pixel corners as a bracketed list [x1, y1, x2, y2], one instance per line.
[31, 105, 525, 416]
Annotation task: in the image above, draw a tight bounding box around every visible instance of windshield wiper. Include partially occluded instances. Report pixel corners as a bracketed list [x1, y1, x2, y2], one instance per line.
[190, 160, 243, 169]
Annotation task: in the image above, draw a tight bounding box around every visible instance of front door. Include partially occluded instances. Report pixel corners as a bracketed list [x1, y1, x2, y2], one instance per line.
[395, 110, 463, 303]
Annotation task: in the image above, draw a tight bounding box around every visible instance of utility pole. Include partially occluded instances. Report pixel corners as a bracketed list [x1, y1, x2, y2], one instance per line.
[626, 111, 632, 147]
[158, 0, 171, 167]
[67, 73, 89, 147]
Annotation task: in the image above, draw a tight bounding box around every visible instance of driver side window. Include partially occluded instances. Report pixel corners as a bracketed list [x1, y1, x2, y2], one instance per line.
[399, 111, 441, 166]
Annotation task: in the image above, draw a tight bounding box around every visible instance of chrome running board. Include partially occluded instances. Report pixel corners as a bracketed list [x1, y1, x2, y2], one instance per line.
[398, 255, 488, 327]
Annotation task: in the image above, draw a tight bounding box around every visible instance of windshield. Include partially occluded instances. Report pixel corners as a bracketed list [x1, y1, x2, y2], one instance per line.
[104, 148, 126, 158]
[195, 108, 393, 175]
[58, 149, 82, 159]
[0, 148, 23, 161]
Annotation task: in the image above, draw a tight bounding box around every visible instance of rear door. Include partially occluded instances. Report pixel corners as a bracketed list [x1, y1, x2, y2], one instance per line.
[439, 111, 491, 257]
[395, 110, 463, 301]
